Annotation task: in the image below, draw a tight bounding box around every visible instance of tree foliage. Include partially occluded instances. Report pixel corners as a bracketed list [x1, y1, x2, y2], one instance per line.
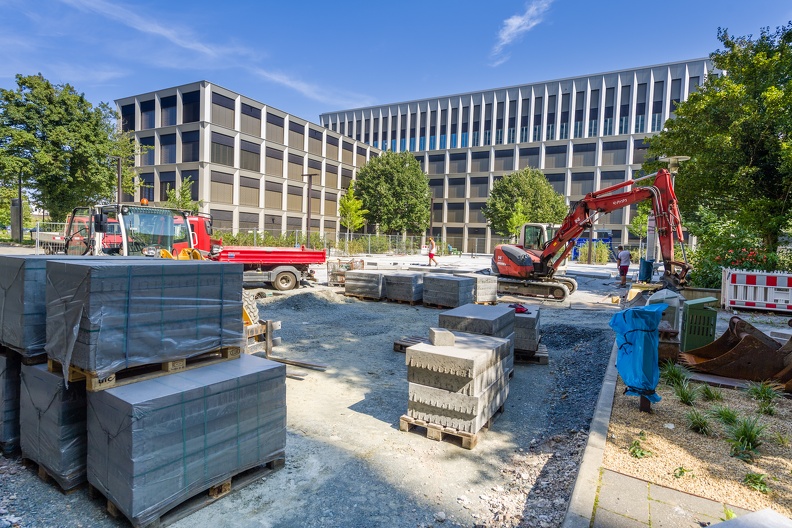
[354, 151, 430, 234]
[163, 177, 203, 212]
[647, 24, 792, 251]
[629, 201, 651, 241]
[0, 74, 137, 222]
[482, 167, 567, 237]
[338, 181, 368, 238]
[0, 185, 33, 227]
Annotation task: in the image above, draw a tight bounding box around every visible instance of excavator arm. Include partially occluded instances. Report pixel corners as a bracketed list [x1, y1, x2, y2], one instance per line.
[540, 168, 692, 288]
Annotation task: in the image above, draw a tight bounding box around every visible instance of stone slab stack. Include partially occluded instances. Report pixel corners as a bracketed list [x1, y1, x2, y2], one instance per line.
[45, 260, 244, 378]
[344, 270, 385, 299]
[384, 272, 424, 303]
[87, 354, 286, 527]
[514, 309, 541, 351]
[19, 364, 87, 490]
[453, 272, 498, 303]
[438, 304, 516, 355]
[423, 275, 475, 308]
[0, 351, 21, 455]
[405, 331, 511, 434]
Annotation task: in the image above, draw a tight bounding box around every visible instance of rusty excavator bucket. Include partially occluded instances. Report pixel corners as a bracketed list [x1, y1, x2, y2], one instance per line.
[679, 316, 792, 391]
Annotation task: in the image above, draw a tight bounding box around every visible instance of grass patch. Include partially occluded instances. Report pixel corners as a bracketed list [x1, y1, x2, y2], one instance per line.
[742, 472, 769, 494]
[686, 409, 712, 436]
[710, 405, 740, 426]
[660, 361, 691, 387]
[727, 416, 766, 462]
[773, 431, 790, 446]
[673, 380, 701, 406]
[701, 385, 724, 402]
[758, 400, 777, 416]
[673, 466, 694, 478]
[745, 381, 783, 403]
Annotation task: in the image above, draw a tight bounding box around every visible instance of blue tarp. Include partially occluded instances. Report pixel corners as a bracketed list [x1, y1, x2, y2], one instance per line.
[609, 303, 668, 403]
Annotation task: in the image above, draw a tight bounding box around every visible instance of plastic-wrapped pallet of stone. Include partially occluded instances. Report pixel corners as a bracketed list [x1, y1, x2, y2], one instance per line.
[514, 309, 542, 352]
[0, 350, 21, 455]
[87, 354, 286, 527]
[344, 270, 385, 299]
[438, 303, 516, 353]
[384, 272, 424, 303]
[422, 274, 475, 308]
[405, 331, 511, 434]
[453, 272, 498, 304]
[19, 364, 87, 490]
[45, 260, 244, 378]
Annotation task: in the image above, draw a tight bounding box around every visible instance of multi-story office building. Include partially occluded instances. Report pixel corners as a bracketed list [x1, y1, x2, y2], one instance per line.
[115, 81, 380, 238]
[320, 58, 715, 253]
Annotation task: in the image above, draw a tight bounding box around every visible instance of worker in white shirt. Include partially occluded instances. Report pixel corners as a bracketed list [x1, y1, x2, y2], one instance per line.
[616, 246, 631, 288]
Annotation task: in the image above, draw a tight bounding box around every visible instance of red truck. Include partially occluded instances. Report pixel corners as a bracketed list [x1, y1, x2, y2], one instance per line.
[185, 213, 327, 291]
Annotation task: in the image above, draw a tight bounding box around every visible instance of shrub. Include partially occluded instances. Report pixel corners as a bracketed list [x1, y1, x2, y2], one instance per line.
[674, 380, 701, 406]
[742, 472, 769, 494]
[660, 361, 692, 388]
[758, 400, 777, 416]
[727, 416, 766, 462]
[709, 405, 740, 426]
[576, 241, 611, 264]
[745, 381, 784, 403]
[773, 431, 790, 446]
[629, 439, 652, 458]
[686, 409, 712, 435]
[701, 385, 723, 402]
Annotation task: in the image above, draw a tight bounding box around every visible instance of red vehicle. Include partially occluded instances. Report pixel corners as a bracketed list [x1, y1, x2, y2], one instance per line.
[186, 213, 327, 291]
[492, 168, 692, 301]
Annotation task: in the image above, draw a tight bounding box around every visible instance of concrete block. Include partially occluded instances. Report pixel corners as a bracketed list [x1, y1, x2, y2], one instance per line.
[344, 270, 385, 299]
[423, 275, 475, 307]
[405, 332, 511, 378]
[453, 273, 498, 303]
[384, 272, 424, 302]
[408, 353, 514, 396]
[515, 310, 541, 331]
[407, 379, 509, 433]
[439, 304, 515, 335]
[429, 328, 455, 346]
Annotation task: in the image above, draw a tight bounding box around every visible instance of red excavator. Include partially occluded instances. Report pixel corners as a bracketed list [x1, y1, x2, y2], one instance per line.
[492, 168, 692, 301]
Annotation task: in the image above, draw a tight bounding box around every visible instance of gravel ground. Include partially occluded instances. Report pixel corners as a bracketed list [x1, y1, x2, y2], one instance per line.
[0, 266, 622, 528]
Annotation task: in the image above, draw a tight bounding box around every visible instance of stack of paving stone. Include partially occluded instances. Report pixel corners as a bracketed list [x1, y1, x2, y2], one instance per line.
[384, 272, 424, 303]
[403, 329, 511, 445]
[0, 351, 21, 455]
[438, 303, 516, 355]
[344, 270, 385, 299]
[422, 274, 475, 308]
[453, 272, 498, 303]
[19, 364, 87, 490]
[514, 308, 546, 363]
[87, 355, 286, 527]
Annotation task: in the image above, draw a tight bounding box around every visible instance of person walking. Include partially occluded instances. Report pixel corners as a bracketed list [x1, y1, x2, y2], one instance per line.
[428, 237, 439, 267]
[616, 245, 631, 287]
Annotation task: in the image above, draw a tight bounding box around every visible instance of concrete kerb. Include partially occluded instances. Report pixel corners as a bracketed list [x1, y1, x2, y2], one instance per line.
[562, 340, 619, 528]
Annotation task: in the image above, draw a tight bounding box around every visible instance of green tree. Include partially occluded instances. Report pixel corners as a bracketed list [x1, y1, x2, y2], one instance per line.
[0, 185, 32, 227]
[338, 181, 368, 240]
[483, 167, 567, 237]
[0, 74, 137, 222]
[354, 151, 430, 234]
[647, 24, 792, 251]
[163, 177, 203, 211]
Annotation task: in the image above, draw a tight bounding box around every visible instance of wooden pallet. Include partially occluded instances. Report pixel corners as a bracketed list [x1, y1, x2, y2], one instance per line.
[344, 293, 384, 302]
[514, 344, 549, 365]
[21, 457, 83, 494]
[48, 347, 241, 392]
[91, 456, 285, 528]
[393, 335, 429, 353]
[386, 298, 422, 306]
[422, 302, 457, 309]
[399, 405, 504, 450]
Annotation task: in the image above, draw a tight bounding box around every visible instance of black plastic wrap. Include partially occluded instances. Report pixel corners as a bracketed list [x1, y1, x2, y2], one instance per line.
[0, 350, 20, 454]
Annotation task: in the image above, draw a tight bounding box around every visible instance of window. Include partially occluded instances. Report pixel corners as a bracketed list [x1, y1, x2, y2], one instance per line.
[635, 83, 647, 133]
[289, 120, 305, 150]
[286, 185, 302, 212]
[601, 141, 627, 165]
[326, 134, 339, 160]
[451, 107, 458, 148]
[325, 164, 338, 188]
[310, 188, 321, 214]
[265, 147, 283, 177]
[570, 172, 595, 195]
[688, 76, 700, 95]
[139, 136, 155, 166]
[324, 192, 337, 216]
[342, 141, 353, 164]
[239, 176, 260, 206]
[160, 134, 176, 164]
[212, 92, 235, 129]
[121, 104, 135, 132]
[211, 132, 234, 166]
[139, 173, 154, 201]
[472, 104, 480, 147]
[447, 178, 465, 199]
[461, 106, 469, 147]
[432, 201, 443, 223]
[341, 168, 353, 189]
[210, 209, 233, 229]
[159, 171, 175, 201]
[633, 139, 649, 164]
[449, 153, 466, 174]
[520, 97, 529, 142]
[287, 153, 304, 180]
[603, 88, 614, 136]
[181, 170, 199, 201]
[414, 155, 424, 172]
[519, 147, 540, 169]
[265, 181, 283, 209]
[574, 91, 584, 138]
[546, 95, 556, 141]
[559, 93, 570, 140]
[210, 171, 233, 204]
[572, 143, 596, 167]
[239, 212, 259, 231]
[545, 173, 565, 195]
[161, 95, 176, 127]
[483, 104, 492, 145]
[428, 154, 444, 175]
[619, 85, 631, 135]
[266, 113, 285, 143]
[447, 202, 464, 223]
[588, 89, 599, 136]
[241, 103, 262, 136]
[651, 80, 664, 132]
[493, 149, 514, 172]
[533, 96, 542, 142]
[670, 78, 682, 116]
[356, 146, 366, 167]
[469, 177, 489, 199]
[140, 100, 155, 130]
[545, 145, 567, 169]
[181, 130, 199, 162]
[265, 213, 282, 234]
[440, 109, 447, 149]
[308, 128, 323, 155]
[429, 178, 444, 199]
[470, 151, 489, 173]
[182, 91, 200, 124]
[495, 102, 504, 145]
[240, 140, 261, 171]
[429, 110, 437, 150]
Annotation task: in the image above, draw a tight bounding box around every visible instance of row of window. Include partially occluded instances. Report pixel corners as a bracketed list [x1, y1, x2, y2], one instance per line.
[324, 76, 701, 151]
[208, 210, 339, 232]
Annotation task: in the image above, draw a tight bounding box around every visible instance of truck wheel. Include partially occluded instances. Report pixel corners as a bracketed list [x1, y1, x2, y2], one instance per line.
[273, 271, 297, 291]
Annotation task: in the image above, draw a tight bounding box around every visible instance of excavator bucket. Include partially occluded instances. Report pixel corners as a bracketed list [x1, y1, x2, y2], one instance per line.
[679, 316, 792, 391]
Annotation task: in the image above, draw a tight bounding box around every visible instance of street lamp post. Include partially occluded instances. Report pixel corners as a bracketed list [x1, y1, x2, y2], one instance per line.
[302, 173, 319, 249]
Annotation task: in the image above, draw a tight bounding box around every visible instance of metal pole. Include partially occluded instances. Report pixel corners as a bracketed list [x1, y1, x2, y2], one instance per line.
[18, 171, 23, 243]
[305, 174, 312, 248]
[116, 157, 123, 203]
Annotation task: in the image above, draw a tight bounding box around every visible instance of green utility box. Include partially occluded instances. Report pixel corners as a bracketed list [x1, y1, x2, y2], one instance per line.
[681, 296, 718, 352]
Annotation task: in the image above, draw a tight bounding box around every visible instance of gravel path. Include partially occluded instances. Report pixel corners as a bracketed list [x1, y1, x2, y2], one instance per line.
[1, 271, 622, 528]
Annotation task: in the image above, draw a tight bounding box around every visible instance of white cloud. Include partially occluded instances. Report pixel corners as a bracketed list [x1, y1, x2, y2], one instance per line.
[490, 0, 554, 66]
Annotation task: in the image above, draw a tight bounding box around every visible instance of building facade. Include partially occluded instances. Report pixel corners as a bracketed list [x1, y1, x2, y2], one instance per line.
[115, 81, 380, 238]
[320, 58, 715, 253]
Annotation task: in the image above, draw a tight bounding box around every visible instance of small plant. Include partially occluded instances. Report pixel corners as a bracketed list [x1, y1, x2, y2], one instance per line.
[758, 400, 776, 416]
[742, 472, 769, 494]
[673, 380, 701, 406]
[629, 439, 652, 459]
[727, 416, 766, 462]
[710, 405, 740, 426]
[686, 409, 712, 435]
[660, 361, 691, 387]
[745, 380, 783, 403]
[773, 431, 790, 446]
[701, 385, 723, 402]
[721, 506, 736, 521]
[673, 466, 694, 478]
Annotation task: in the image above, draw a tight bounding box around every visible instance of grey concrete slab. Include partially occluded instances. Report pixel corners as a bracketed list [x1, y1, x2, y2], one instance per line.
[405, 333, 511, 378]
[649, 498, 720, 527]
[429, 328, 455, 346]
[592, 507, 649, 528]
[596, 471, 650, 524]
[439, 303, 515, 335]
[408, 351, 514, 396]
[407, 381, 509, 433]
[649, 482, 732, 521]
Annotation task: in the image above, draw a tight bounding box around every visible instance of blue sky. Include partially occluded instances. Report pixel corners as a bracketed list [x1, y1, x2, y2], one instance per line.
[1, 0, 791, 122]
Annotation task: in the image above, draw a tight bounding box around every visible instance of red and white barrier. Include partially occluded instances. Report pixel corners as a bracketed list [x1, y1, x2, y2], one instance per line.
[722, 268, 792, 313]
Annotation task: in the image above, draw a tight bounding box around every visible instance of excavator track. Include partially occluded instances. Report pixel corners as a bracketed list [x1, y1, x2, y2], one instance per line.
[496, 277, 570, 301]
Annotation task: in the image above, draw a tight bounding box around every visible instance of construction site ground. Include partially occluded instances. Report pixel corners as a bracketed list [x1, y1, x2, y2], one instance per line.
[2, 250, 791, 527]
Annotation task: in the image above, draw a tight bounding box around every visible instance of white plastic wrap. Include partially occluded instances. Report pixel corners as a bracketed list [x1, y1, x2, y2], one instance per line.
[87, 355, 286, 527]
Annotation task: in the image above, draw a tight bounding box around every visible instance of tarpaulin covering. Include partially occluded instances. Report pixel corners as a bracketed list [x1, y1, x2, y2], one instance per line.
[609, 303, 668, 403]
